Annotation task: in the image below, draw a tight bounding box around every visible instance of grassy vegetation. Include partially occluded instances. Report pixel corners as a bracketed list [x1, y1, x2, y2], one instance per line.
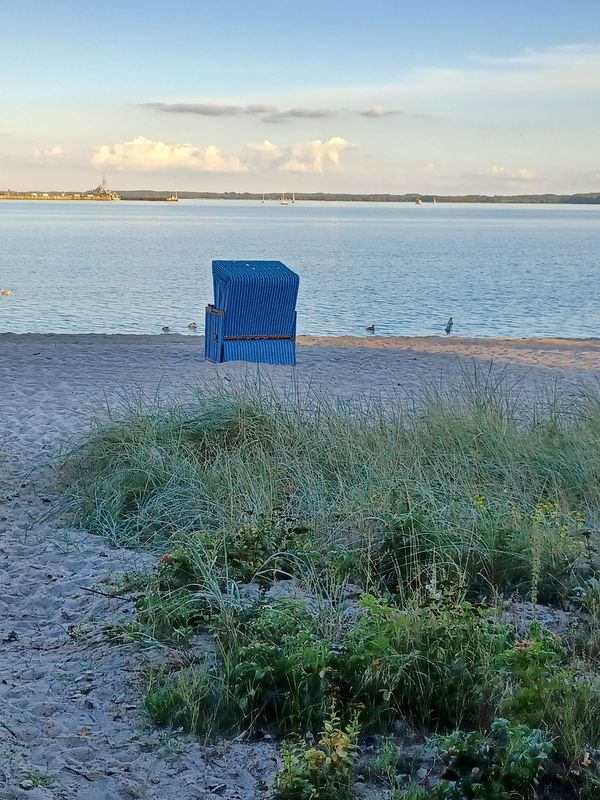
[62, 376, 600, 798]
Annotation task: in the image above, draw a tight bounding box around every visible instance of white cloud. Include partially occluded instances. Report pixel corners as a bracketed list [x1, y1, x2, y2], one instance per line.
[246, 140, 282, 160]
[280, 137, 349, 173]
[486, 164, 536, 182]
[90, 136, 248, 173]
[34, 145, 65, 163]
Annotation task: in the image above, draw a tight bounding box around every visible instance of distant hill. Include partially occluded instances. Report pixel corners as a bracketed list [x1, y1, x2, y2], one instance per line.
[116, 190, 600, 204]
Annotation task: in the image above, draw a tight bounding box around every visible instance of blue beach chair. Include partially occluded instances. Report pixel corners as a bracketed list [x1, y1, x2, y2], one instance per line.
[205, 260, 300, 365]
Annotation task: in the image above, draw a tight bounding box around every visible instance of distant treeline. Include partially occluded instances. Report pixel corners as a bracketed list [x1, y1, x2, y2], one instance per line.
[116, 190, 600, 204]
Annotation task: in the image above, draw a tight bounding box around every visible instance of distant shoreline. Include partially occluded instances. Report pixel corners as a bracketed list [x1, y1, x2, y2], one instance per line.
[117, 190, 600, 204]
[2, 191, 600, 204]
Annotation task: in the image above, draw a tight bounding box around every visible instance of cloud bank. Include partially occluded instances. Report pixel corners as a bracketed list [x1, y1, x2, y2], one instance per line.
[246, 137, 350, 173]
[143, 102, 278, 117]
[90, 136, 351, 175]
[144, 101, 400, 123]
[90, 136, 248, 172]
[263, 107, 336, 123]
[280, 137, 349, 173]
[246, 139, 283, 160]
[360, 106, 401, 118]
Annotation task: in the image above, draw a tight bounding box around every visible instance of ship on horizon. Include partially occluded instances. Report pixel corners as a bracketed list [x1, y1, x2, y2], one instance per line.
[0, 174, 121, 202]
[0, 175, 179, 203]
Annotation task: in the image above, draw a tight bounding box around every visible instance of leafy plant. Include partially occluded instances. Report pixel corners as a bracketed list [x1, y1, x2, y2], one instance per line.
[340, 596, 511, 729]
[571, 575, 600, 619]
[498, 623, 565, 727]
[272, 707, 359, 800]
[430, 718, 553, 799]
[228, 598, 334, 732]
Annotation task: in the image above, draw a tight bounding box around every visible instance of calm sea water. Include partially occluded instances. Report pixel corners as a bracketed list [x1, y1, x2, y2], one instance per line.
[0, 200, 598, 338]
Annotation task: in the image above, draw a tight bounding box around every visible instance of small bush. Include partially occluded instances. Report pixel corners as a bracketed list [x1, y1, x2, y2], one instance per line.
[499, 624, 600, 761]
[227, 598, 334, 732]
[340, 596, 511, 729]
[430, 718, 553, 799]
[143, 595, 514, 736]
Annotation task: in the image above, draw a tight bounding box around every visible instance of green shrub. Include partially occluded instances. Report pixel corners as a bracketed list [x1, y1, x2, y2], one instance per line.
[143, 596, 516, 736]
[498, 623, 565, 727]
[340, 596, 511, 729]
[227, 599, 334, 732]
[499, 624, 600, 761]
[429, 718, 553, 799]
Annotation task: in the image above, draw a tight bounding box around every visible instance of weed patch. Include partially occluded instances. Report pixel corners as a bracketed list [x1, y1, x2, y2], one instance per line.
[61, 378, 600, 798]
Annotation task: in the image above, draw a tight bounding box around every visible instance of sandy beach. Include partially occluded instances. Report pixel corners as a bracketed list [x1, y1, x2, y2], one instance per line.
[2, 333, 600, 799]
[3, 333, 600, 458]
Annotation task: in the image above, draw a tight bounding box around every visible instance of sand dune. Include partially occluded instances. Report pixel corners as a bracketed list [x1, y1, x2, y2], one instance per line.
[1, 334, 599, 798]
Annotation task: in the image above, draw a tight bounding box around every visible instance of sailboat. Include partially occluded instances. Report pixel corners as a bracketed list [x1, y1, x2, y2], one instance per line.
[292, 192, 295, 203]
[415, 197, 423, 205]
[262, 193, 265, 204]
[280, 192, 289, 206]
[432, 197, 437, 205]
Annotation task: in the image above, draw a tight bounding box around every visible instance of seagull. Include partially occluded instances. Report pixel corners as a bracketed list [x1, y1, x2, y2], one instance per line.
[366, 324, 375, 333]
[187, 322, 198, 330]
[445, 317, 453, 335]
[161, 325, 170, 333]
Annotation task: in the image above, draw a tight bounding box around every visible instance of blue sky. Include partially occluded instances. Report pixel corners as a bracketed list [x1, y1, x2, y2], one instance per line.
[2, 0, 599, 192]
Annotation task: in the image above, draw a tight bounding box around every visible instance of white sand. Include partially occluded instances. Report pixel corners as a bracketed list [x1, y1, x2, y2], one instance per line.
[1, 333, 599, 799]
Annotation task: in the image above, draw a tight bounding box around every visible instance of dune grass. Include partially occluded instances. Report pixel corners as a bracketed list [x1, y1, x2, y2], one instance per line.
[61, 374, 600, 798]
[63, 375, 599, 598]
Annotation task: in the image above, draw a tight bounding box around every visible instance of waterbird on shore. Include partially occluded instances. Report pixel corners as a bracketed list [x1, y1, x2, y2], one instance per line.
[366, 324, 375, 333]
[445, 317, 453, 334]
[161, 325, 170, 333]
[187, 322, 197, 330]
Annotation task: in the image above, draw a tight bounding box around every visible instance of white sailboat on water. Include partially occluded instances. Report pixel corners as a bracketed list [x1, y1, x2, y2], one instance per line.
[281, 192, 289, 205]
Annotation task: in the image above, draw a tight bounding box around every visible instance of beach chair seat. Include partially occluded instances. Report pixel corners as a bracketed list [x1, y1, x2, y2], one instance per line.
[205, 260, 300, 365]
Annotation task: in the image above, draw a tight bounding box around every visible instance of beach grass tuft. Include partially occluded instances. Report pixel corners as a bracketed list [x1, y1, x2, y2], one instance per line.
[61, 375, 600, 797]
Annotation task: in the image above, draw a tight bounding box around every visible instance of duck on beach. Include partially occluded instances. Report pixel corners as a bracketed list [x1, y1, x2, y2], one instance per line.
[188, 322, 198, 330]
[161, 325, 170, 333]
[366, 324, 375, 333]
[445, 317, 453, 334]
